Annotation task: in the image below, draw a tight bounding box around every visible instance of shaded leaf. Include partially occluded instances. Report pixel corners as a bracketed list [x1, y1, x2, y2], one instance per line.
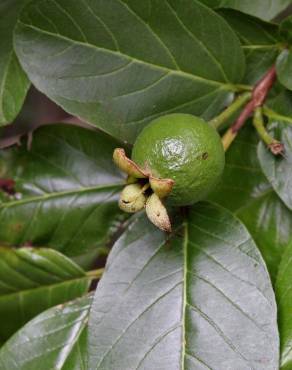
[258, 121, 292, 210]
[276, 49, 292, 91]
[276, 240, 292, 370]
[200, 0, 291, 21]
[0, 0, 30, 125]
[14, 0, 245, 143]
[88, 205, 278, 370]
[280, 14, 292, 44]
[0, 247, 91, 343]
[219, 9, 280, 84]
[0, 124, 125, 256]
[0, 294, 92, 370]
[210, 126, 292, 281]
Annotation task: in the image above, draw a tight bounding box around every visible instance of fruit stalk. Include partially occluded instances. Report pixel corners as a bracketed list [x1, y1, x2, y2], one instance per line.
[222, 65, 277, 151]
[210, 92, 251, 130]
[253, 107, 284, 155]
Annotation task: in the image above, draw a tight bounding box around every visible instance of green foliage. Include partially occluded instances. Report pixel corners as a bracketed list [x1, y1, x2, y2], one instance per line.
[13, 0, 245, 143]
[88, 207, 278, 369]
[0, 294, 92, 369]
[0, 247, 91, 343]
[0, 0, 292, 368]
[0, 124, 124, 256]
[0, 0, 30, 125]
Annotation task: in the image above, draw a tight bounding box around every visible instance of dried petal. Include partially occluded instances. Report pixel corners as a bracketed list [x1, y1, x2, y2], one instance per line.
[119, 183, 147, 213]
[150, 176, 174, 198]
[145, 193, 172, 232]
[113, 148, 148, 178]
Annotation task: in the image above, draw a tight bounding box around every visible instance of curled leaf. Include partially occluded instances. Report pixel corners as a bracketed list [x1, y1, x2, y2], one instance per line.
[119, 183, 147, 213]
[113, 148, 148, 178]
[149, 176, 174, 198]
[145, 193, 171, 232]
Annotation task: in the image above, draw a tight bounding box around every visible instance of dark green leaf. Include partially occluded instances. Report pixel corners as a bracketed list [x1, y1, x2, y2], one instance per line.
[0, 0, 30, 125]
[14, 0, 245, 143]
[0, 294, 92, 370]
[201, 0, 291, 21]
[0, 124, 124, 256]
[280, 14, 292, 44]
[238, 191, 292, 282]
[258, 121, 292, 210]
[276, 241, 292, 370]
[219, 9, 280, 84]
[210, 126, 292, 281]
[276, 49, 292, 91]
[88, 205, 278, 370]
[0, 247, 91, 343]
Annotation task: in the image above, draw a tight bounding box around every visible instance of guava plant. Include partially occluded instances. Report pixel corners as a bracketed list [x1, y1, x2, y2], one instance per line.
[0, 0, 292, 369]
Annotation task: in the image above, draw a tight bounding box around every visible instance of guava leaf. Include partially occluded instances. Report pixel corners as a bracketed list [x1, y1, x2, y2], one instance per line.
[0, 124, 125, 257]
[258, 121, 292, 211]
[219, 9, 280, 84]
[0, 294, 92, 370]
[14, 0, 245, 143]
[0, 247, 91, 343]
[88, 205, 278, 370]
[276, 240, 292, 370]
[200, 0, 291, 21]
[0, 0, 30, 125]
[276, 49, 292, 92]
[280, 15, 292, 44]
[209, 125, 292, 282]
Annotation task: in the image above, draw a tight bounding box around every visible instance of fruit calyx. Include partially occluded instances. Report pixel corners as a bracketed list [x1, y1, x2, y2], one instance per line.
[113, 148, 174, 232]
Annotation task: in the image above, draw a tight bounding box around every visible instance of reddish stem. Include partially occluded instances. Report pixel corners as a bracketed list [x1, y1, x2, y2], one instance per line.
[231, 66, 277, 134]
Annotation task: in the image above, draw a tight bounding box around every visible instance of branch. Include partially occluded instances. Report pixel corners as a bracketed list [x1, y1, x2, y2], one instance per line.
[222, 65, 277, 151]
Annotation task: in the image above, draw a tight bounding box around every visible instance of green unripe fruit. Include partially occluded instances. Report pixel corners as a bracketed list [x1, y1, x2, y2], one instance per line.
[132, 113, 225, 206]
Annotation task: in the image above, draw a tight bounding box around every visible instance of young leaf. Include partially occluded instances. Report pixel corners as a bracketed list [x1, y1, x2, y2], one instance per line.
[276, 241, 292, 370]
[0, 0, 30, 125]
[0, 294, 92, 370]
[219, 9, 280, 84]
[209, 125, 292, 281]
[0, 124, 125, 256]
[258, 121, 292, 211]
[0, 247, 91, 343]
[14, 0, 245, 143]
[88, 205, 278, 370]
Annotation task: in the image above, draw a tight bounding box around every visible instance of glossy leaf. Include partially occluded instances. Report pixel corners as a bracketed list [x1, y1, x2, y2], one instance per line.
[14, 0, 245, 143]
[210, 126, 292, 281]
[88, 205, 278, 370]
[258, 121, 292, 210]
[276, 241, 292, 370]
[0, 247, 91, 343]
[0, 124, 124, 256]
[0, 0, 30, 125]
[200, 0, 291, 21]
[219, 9, 280, 84]
[0, 294, 92, 370]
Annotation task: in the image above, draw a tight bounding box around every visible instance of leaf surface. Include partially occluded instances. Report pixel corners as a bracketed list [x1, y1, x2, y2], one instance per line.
[14, 0, 245, 143]
[0, 0, 30, 125]
[88, 205, 278, 370]
[209, 126, 292, 281]
[0, 294, 92, 370]
[258, 121, 292, 211]
[0, 247, 91, 343]
[0, 124, 124, 256]
[276, 241, 292, 370]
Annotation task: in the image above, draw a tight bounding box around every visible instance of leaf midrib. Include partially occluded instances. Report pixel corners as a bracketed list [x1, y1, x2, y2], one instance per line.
[16, 21, 236, 90]
[0, 183, 123, 209]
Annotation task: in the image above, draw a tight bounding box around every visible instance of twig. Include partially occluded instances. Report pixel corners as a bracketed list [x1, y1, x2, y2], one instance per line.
[222, 65, 277, 151]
